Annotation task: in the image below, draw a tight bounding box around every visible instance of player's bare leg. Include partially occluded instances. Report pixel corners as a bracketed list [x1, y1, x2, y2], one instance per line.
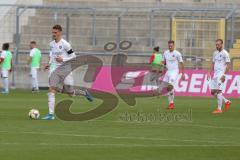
[42, 85, 93, 120]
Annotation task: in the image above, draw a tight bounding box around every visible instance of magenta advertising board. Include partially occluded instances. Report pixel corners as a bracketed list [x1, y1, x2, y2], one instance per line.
[91, 66, 240, 98]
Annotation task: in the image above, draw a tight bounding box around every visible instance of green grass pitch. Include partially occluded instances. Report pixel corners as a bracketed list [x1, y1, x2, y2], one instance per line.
[0, 90, 240, 160]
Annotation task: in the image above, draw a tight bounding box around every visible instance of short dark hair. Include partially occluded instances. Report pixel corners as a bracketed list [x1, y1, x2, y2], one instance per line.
[168, 40, 175, 44]
[216, 39, 223, 44]
[30, 41, 37, 45]
[153, 46, 159, 52]
[2, 43, 9, 50]
[52, 24, 62, 31]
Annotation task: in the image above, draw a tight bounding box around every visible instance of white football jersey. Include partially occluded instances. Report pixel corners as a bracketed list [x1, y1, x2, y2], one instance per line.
[163, 50, 183, 71]
[49, 38, 76, 68]
[212, 49, 230, 73]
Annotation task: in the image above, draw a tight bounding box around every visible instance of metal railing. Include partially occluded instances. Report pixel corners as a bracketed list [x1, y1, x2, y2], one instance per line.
[0, 4, 240, 87]
[0, 4, 237, 51]
[16, 51, 239, 69]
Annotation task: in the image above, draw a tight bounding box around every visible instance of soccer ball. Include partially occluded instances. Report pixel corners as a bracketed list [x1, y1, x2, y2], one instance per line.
[28, 109, 40, 119]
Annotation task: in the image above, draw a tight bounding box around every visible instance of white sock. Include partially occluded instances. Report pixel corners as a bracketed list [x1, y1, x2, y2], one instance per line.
[217, 93, 223, 110]
[3, 77, 9, 92]
[32, 77, 39, 90]
[35, 78, 39, 90]
[168, 90, 174, 104]
[48, 92, 55, 114]
[31, 77, 35, 89]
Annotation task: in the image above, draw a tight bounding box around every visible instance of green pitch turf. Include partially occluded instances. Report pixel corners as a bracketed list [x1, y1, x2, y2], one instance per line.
[0, 90, 240, 160]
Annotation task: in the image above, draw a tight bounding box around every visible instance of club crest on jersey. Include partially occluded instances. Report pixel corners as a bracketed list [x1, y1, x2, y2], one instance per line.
[172, 55, 175, 57]
[59, 46, 62, 49]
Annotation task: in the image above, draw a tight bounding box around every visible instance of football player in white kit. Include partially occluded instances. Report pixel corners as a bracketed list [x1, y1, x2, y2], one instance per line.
[163, 40, 185, 109]
[208, 39, 231, 114]
[42, 25, 93, 120]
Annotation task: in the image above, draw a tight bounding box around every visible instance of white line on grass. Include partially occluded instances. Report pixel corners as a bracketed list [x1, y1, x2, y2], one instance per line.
[92, 120, 240, 131]
[0, 130, 237, 145]
[0, 99, 44, 102]
[0, 142, 240, 148]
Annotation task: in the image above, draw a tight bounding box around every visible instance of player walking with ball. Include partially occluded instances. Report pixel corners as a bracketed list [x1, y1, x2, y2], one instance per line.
[41, 25, 93, 120]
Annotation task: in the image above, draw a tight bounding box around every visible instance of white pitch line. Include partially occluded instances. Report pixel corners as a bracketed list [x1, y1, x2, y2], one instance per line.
[173, 123, 240, 131]
[0, 142, 240, 148]
[0, 99, 44, 102]
[0, 130, 236, 145]
[92, 120, 240, 131]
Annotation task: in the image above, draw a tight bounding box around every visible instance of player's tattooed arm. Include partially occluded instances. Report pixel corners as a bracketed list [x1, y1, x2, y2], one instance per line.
[221, 62, 230, 83]
[56, 56, 63, 63]
[44, 56, 51, 70]
[224, 62, 230, 74]
[180, 62, 185, 80]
